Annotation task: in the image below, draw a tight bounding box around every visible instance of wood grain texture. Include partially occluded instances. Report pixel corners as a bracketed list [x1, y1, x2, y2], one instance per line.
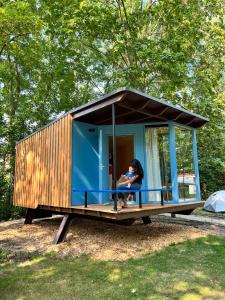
[13, 114, 73, 208]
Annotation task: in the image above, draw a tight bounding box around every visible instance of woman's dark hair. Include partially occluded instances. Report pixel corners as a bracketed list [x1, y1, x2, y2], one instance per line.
[130, 159, 144, 179]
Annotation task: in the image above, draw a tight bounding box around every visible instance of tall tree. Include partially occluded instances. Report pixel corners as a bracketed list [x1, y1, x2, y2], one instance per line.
[0, 0, 224, 219]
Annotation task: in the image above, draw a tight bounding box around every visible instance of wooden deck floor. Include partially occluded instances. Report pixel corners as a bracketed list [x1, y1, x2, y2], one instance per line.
[39, 201, 204, 220]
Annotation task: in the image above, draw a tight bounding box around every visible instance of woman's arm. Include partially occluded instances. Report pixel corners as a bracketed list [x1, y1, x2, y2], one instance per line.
[117, 175, 139, 186]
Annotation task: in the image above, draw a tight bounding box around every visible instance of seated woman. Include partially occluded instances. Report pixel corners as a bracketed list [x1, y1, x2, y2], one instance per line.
[117, 159, 144, 208]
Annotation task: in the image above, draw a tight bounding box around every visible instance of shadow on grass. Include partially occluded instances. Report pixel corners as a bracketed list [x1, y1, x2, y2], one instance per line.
[0, 235, 225, 300]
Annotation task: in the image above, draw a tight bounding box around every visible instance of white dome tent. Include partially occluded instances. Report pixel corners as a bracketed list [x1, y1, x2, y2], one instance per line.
[204, 190, 225, 212]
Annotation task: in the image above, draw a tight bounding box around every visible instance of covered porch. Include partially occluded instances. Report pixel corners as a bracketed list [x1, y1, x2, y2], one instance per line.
[70, 88, 208, 211]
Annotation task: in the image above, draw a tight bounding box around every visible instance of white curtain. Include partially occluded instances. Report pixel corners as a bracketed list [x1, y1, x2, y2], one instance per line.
[145, 128, 162, 202]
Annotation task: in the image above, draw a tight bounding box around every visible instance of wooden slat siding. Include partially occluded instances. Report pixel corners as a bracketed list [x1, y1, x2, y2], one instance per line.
[41, 129, 45, 203]
[13, 114, 73, 209]
[65, 116, 69, 205]
[30, 133, 34, 206]
[40, 128, 48, 203]
[51, 122, 55, 206]
[53, 121, 58, 206]
[53, 120, 58, 207]
[21, 139, 26, 207]
[18, 142, 22, 207]
[29, 134, 34, 206]
[18, 142, 23, 207]
[45, 126, 49, 205]
[48, 123, 53, 207]
[22, 141, 26, 207]
[33, 133, 37, 206]
[13, 143, 19, 206]
[23, 139, 27, 207]
[27, 136, 34, 207]
[60, 116, 64, 207]
[23, 140, 27, 207]
[62, 117, 66, 207]
[48, 124, 52, 206]
[36, 131, 41, 207]
[51, 122, 56, 206]
[67, 114, 72, 207]
[58, 118, 63, 206]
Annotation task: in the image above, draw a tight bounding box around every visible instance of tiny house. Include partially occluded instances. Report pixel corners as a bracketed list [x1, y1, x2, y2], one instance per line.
[13, 88, 208, 243]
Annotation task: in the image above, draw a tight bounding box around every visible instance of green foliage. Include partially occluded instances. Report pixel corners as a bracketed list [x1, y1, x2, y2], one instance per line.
[0, 0, 224, 219]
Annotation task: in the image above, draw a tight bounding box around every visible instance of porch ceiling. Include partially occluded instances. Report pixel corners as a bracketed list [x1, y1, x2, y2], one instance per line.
[71, 88, 208, 128]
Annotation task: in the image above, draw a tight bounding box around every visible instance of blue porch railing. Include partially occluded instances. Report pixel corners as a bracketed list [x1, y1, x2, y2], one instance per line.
[72, 188, 172, 211]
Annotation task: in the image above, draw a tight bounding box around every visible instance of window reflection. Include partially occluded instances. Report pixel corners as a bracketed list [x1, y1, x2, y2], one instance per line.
[175, 127, 196, 201]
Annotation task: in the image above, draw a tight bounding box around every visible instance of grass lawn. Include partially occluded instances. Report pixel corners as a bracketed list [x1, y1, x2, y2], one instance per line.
[193, 208, 225, 219]
[1, 236, 225, 300]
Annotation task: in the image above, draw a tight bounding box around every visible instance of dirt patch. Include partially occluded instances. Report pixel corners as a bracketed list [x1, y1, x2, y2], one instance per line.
[0, 216, 212, 261]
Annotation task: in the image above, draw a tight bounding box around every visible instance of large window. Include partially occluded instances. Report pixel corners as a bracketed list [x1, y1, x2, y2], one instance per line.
[175, 127, 196, 201]
[145, 126, 172, 202]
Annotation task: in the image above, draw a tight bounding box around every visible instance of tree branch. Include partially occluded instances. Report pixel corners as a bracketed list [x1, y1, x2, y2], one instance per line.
[0, 32, 32, 57]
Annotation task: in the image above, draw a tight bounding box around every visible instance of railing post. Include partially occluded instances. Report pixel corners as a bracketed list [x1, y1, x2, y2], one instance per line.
[169, 124, 179, 203]
[160, 190, 164, 206]
[113, 192, 117, 211]
[84, 191, 88, 208]
[139, 191, 142, 208]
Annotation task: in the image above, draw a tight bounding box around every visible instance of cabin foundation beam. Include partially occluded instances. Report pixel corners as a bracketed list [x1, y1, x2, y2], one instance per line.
[142, 216, 152, 224]
[24, 208, 36, 224]
[53, 214, 74, 244]
[24, 208, 53, 224]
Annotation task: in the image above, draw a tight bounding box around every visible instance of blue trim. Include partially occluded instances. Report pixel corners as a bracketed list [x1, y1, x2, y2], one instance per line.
[142, 125, 148, 201]
[174, 125, 199, 202]
[73, 188, 172, 193]
[169, 124, 179, 203]
[98, 128, 104, 204]
[192, 129, 201, 200]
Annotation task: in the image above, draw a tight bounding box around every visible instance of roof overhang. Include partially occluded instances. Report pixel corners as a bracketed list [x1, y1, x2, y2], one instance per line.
[71, 88, 208, 128]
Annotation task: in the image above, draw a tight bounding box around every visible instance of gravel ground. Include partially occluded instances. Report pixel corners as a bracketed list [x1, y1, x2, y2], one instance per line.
[0, 215, 213, 261]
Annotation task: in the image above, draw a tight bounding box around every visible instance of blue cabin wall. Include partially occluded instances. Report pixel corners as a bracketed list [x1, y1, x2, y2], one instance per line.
[71, 121, 99, 205]
[71, 120, 201, 206]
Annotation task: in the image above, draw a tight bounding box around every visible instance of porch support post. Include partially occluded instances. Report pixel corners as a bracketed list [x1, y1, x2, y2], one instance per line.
[53, 214, 73, 244]
[112, 103, 117, 211]
[24, 208, 36, 224]
[169, 123, 179, 203]
[192, 128, 201, 201]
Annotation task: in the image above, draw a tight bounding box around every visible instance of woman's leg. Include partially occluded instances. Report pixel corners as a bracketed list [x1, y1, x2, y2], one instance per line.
[130, 183, 141, 190]
[117, 185, 131, 207]
[117, 183, 141, 207]
[129, 183, 141, 202]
